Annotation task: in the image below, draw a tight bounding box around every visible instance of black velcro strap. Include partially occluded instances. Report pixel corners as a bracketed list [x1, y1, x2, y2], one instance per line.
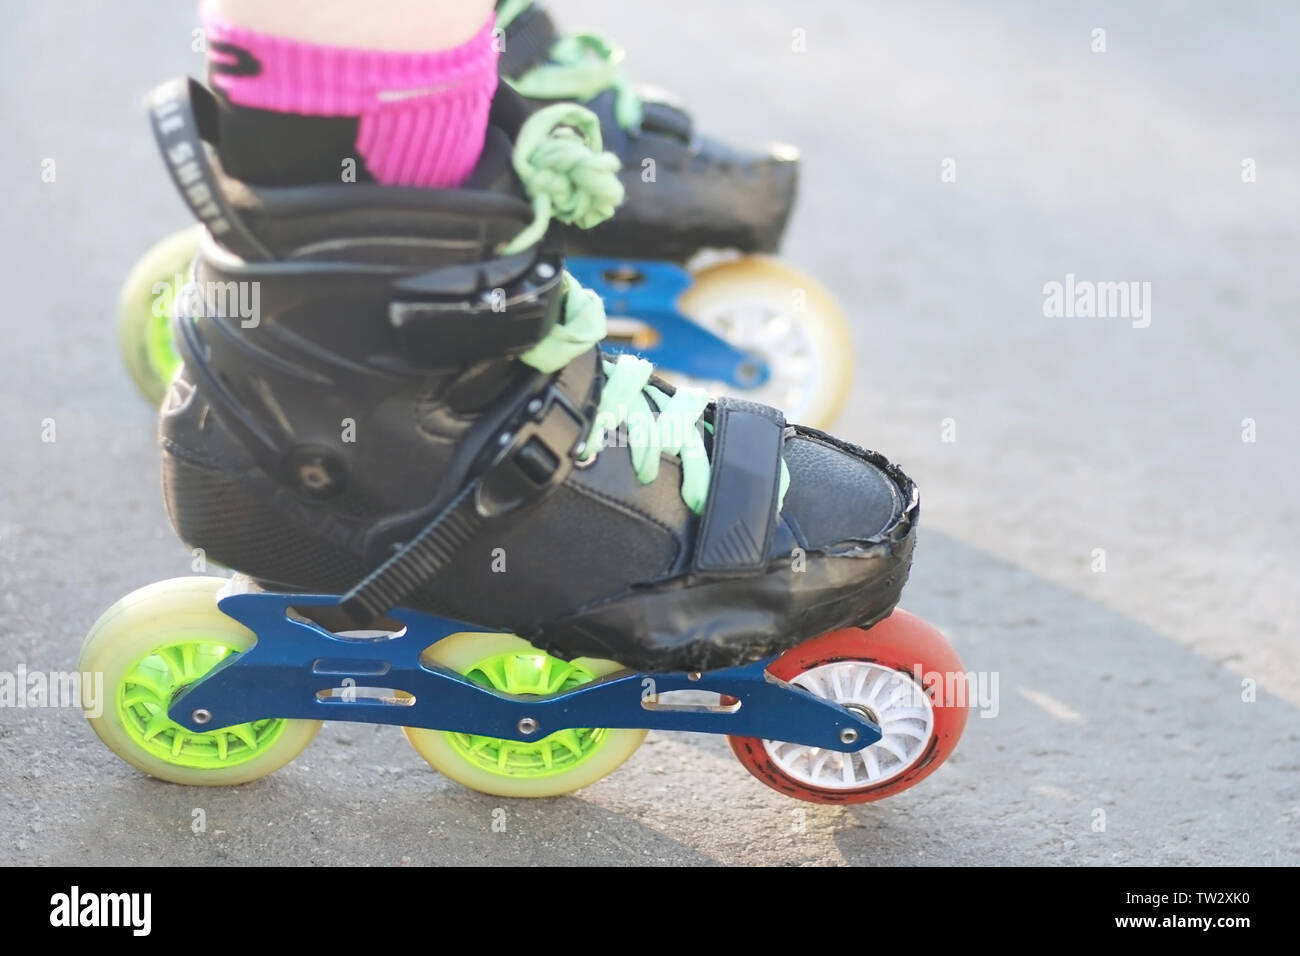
[343, 484, 485, 623]
[691, 398, 786, 576]
[146, 77, 272, 261]
[497, 2, 559, 80]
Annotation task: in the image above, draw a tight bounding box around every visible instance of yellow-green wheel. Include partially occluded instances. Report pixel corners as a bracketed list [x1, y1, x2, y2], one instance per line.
[79, 577, 321, 786]
[679, 255, 854, 430]
[118, 227, 199, 405]
[404, 633, 646, 798]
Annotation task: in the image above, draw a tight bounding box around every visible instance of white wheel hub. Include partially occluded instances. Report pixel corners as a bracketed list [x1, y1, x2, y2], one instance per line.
[690, 297, 819, 421]
[763, 661, 936, 790]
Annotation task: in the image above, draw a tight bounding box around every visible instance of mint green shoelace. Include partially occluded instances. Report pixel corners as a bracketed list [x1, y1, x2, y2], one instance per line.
[501, 104, 789, 515]
[500, 103, 624, 255]
[509, 33, 644, 132]
[496, 1, 645, 131]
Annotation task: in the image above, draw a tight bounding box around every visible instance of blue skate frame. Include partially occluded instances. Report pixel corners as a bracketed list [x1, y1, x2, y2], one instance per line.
[167, 589, 881, 752]
[568, 257, 771, 389]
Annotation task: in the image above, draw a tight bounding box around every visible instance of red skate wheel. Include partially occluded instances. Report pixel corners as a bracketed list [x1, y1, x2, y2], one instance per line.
[729, 610, 968, 804]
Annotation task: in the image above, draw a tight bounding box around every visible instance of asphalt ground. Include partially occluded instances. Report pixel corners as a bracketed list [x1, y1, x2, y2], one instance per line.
[1, 0, 1296, 865]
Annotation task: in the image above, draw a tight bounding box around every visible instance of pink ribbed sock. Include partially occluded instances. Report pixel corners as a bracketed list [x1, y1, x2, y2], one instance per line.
[201, 10, 499, 188]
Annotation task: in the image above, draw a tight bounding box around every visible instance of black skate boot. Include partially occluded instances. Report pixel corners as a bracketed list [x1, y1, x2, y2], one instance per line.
[119, 2, 846, 428]
[150, 76, 916, 674]
[496, 0, 799, 259]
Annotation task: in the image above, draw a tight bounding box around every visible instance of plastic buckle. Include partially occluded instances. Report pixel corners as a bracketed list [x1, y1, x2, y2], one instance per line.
[475, 384, 587, 519]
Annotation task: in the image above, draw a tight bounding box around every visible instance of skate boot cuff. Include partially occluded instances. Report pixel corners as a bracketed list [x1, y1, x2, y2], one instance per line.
[496, 1, 559, 80]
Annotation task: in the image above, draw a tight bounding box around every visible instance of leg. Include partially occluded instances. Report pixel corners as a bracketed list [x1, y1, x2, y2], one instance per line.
[207, 0, 495, 50]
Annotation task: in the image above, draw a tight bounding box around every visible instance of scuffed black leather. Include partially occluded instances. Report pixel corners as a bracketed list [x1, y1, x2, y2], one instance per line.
[780, 429, 906, 544]
[530, 428, 917, 671]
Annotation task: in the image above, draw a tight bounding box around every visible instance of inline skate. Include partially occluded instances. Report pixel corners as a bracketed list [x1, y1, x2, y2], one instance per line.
[81, 77, 965, 803]
[117, 0, 853, 427]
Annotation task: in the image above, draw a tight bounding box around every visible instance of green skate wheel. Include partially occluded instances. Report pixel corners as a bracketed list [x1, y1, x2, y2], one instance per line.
[404, 633, 646, 798]
[679, 255, 854, 430]
[79, 577, 321, 786]
[118, 227, 199, 405]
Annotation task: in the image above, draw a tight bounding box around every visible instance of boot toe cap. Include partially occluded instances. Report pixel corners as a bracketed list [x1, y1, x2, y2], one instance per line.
[779, 433, 911, 548]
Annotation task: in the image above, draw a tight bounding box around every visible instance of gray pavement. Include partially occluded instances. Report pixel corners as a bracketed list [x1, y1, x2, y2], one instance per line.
[1, 0, 1296, 866]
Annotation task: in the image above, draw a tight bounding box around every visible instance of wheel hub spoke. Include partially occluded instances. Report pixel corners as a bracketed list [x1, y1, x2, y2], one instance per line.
[445, 651, 608, 778]
[763, 661, 936, 790]
[118, 641, 287, 769]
